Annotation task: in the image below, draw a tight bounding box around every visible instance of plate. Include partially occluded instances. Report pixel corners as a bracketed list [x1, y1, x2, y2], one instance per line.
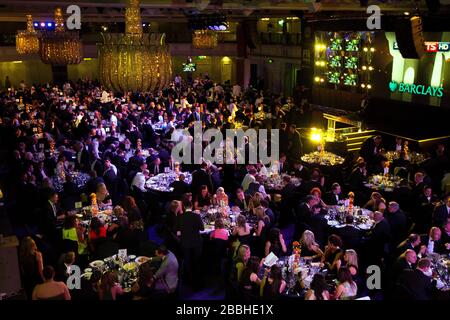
[89, 260, 105, 268]
[357, 224, 371, 230]
[334, 224, 346, 228]
[129, 255, 136, 260]
[123, 262, 137, 271]
[135, 256, 150, 265]
[82, 272, 92, 280]
[327, 220, 339, 226]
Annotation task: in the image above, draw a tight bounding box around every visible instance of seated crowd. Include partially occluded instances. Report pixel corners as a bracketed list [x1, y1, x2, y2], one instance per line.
[1, 76, 449, 300]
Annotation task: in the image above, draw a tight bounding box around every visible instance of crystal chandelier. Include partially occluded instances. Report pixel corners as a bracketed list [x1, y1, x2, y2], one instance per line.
[39, 8, 82, 65]
[192, 30, 218, 49]
[98, 0, 172, 93]
[16, 14, 40, 54]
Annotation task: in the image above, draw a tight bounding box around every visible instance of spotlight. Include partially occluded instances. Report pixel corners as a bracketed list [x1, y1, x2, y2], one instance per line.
[142, 23, 146, 27]
[362, 66, 367, 70]
[314, 77, 320, 82]
[361, 84, 366, 88]
[404, 11, 410, 15]
[34, 22, 38, 27]
[363, 47, 368, 52]
[368, 66, 374, 71]
[320, 78, 325, 83]
[40, 22, 45, 27]
[370, 47, 375, 52]
[367, 84, 372, 89]
[47, 22, 52, 27]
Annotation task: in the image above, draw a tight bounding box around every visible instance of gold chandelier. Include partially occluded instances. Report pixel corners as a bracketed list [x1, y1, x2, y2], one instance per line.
[40, 8, 82, 65]
[16, 14, 40, 54]
[192, 30, 218, 49]
[98, 0, 172, 93]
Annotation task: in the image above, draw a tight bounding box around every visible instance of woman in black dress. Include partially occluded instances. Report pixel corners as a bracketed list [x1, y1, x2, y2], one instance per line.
[194, 185, 212, 210]
[262, 265, 286, 300]
[19, 237, 44, 299]
[239, 256, 262, 300]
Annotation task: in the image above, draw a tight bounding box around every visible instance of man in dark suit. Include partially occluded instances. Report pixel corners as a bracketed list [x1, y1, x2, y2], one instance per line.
[421, 227, 448, 255]
[360, 135, 383, 167]
[291, 162, 310, 181]
[176, 198, 204, 288]
[323, 183, 344, 206]
[441, 220, 450, 248]
[411, 172, 426, 198]
[363, 211, 391, 266]
[306, 204, 329, 247]
[294, 195, 316, 239]
[392, 249, 417, 282]
[396, 233, 422, 257]
[74, 141, 91, 172]
[39, 191, 64, 241]
[432, 195, 450, 227]
[169, 173, 190, 199]
[148, 157, 163, 176]
[191, 162, 213, 196]
[278, 153, 289, 174]
[386, 201, 409, 247]
[396, 258, 437, 300]
[411, 186, 438, 234]
[335, 215, 363, 251]
[233, 188, 250, 212]
[348, 161, 368, 192]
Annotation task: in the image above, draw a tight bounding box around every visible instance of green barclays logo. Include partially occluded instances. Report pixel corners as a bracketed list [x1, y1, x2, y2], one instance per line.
[388, 81, 444, 97]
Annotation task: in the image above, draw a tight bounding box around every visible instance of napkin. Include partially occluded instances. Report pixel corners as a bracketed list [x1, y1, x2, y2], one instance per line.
[264, 252, 279, 268]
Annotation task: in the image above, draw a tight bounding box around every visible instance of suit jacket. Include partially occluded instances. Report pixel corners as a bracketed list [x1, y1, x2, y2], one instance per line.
[148, 163, 163, 176]
[191, 169, 213, 195]
[392, 256, 414, 281]
[397, 269, 436, 300]
[176, 210, 205, 248]
[75, 148, 91, 172]
[292, 165, 310, 181]
[305, 213, 328, 246]
[154, 251, 179, 292]
[348, 167, 367, 191]
[420, 235, 447, 254]
[169, 180, 190, 197]
[335, 225, 363, 250]
[365, 219, 391, 258]
[295, 202, 312, 225]
[396, 241, 416, 257]
[432, 204, 450, 227]
[323, 192, 344, 206]
[385, 209, 409, 246]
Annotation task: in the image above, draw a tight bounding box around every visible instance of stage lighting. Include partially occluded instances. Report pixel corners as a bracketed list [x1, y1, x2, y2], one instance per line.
[34, 22, 38, 27]
[47, 22, 52, 27]
[40, 22, 45, 27]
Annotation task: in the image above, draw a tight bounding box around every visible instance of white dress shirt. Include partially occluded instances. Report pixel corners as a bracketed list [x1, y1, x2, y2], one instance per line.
[131, 172, 146, 192]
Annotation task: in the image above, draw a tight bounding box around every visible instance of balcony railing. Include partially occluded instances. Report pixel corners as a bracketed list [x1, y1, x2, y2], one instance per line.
[259, 32, 301, 46]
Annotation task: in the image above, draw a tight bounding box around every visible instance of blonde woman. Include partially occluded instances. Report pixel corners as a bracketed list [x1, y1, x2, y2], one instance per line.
[299, 230, 324, 261]
[19, 237, 44, 299]
[248, 192, 263, 214]
[214, 187, 229, 207]
[232, 244, 251, 282]
[336, 249, 359, 277]
[96, 182, 112, 208]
